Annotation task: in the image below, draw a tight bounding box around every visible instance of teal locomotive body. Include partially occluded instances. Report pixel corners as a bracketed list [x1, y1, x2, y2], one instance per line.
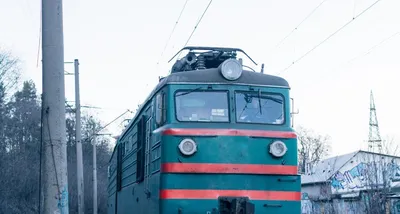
[107, 47, 300, 214]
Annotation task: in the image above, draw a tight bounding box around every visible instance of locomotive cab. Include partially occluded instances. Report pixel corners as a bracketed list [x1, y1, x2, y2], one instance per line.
[108, 47, 300, 214]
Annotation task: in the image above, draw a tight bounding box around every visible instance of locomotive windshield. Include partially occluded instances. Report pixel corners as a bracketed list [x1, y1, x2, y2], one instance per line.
[175, 91, 229, 122]
[235, 91, 284, 125]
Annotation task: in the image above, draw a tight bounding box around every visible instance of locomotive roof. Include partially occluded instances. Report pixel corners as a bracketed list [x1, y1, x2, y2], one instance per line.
[158, 68, 290, 88]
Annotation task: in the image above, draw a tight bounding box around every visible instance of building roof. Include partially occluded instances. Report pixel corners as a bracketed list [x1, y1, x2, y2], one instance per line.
[301, 151, 359, 185]
[302, 150, 400, 185]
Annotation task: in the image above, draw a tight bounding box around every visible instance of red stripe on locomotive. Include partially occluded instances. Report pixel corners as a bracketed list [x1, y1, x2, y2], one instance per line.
[161, 163, 298, 175]
[162, 128, 297, 138]
[160, 189, 301, 201]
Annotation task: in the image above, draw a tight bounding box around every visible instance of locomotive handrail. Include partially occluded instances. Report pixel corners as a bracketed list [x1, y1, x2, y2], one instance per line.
[168, 46, 258, 66]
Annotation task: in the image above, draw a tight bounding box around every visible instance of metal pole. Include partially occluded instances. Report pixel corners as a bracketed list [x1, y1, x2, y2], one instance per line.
[41, 0, 69, 213]
[75, 59, 85, 214]
[93, 135, 98, 214]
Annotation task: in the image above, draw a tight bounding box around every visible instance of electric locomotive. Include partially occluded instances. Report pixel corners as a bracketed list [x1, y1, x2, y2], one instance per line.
[107, 47, 300, 214]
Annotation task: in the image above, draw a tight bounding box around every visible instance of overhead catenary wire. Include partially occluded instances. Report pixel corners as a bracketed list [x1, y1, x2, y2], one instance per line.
[83, 109, 133, 142]
[63, 103, 132, 141]
[265, 0, 329, 70]
[330, 30, 400, 72]
[65, 101, 75, 112]
[36, 1, 42, 68]
[276, 0, 383, 76]
[342, 31, 400, 66]
[65, 100, 130, 111]
[16, 0, 39, 68]
[274, 0, 329, 51]
[96, 110, 132, 133]
[175, 0, 213, 60]
[156, 0, 189, 70]
[183, 0, 213, 47]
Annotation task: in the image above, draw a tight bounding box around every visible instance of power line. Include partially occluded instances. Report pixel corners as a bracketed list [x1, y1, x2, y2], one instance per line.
[300, 30, 399, 77]
[156, 0, 189, 69]
[183, 0, 213, 47]
[36, 1, 42, 68]
[174, 0, 213, 61]
[332, 30, 400, 71]
[83, 109, 133, 142]
[81, 105, 103, 109]
[272, 0, 329, 51]
[264, 0, 330, 71]
[64, 103, 133, 141]
[265, 0, 329, 70]
[65, 100, 129, 111]
[64, 102, 133, 139]
[65, 101, 75, 113]
[97, 110, 131, 133]
[276, 0, 383, 75]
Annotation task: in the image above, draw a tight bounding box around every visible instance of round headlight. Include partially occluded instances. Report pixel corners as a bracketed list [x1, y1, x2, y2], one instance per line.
[269, 141, 287, 157]
[220, 58, 242, 81]
[178, 139, 197, 156]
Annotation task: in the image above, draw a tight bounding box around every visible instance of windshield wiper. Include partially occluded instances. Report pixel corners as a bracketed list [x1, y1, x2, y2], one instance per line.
[175, 87, 203, 97]
[247, 94, 283, 104]
[238, 102, 249, 119]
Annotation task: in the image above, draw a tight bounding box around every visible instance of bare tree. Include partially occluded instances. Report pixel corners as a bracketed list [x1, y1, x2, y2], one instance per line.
[0, 80, 112, 213]
[361, 137, 399, 214]
[302, 155, 340, 214]
[0, 49, 20, 96]
[382, 135, 399, 156]
[297, 126, 331, 174]
[66, 110, 112, 214]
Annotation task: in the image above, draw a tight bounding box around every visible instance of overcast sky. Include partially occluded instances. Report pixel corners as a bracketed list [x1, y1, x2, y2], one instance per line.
[1, 0, 399, 156]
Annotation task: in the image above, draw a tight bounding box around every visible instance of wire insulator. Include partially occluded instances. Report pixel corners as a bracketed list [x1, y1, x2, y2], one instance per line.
[196, 55, 206, 70]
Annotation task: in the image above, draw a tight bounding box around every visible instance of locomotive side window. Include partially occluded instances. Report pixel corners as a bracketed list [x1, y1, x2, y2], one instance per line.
[155, 92, 166, 126]
[175, 91, 229, 122]
[136, 115, 146, 183]
[235, 91, 284, 125]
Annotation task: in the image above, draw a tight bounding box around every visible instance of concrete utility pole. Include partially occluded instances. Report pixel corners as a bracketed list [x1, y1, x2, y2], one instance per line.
[92, 135, 97, 214]
[92, 133, 110, 214]
[41, 0, 69, 213]
[75, 59, 85, 214]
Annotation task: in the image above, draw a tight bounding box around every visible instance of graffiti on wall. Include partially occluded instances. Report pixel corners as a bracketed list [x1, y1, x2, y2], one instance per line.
[301, 192, 309, 200]
[331, 160, 400, 191]
[301, 193, 312, 214]
[331, 162, 369, 190]
[390, 162, 400, 181]
[300, 198, 400, 214]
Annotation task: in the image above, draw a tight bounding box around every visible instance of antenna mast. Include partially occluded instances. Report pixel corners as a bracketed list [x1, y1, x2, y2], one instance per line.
[368, 90, 382, 153]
